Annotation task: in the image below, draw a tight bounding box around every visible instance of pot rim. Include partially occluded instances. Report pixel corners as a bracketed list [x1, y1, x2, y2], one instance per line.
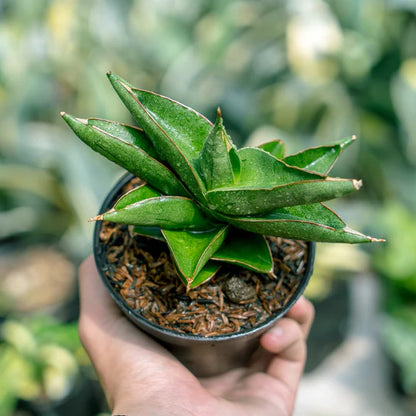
[93, 173, 315, 343]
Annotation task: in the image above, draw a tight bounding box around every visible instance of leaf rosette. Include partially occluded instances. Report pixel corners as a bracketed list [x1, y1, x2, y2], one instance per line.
[62, 72, 383, 289]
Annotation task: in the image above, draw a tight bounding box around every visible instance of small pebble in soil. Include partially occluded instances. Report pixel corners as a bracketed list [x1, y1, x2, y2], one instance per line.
[223, 276, 256, 304]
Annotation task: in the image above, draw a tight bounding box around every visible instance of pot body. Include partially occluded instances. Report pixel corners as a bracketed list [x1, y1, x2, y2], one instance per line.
[93, 173, 315, 377]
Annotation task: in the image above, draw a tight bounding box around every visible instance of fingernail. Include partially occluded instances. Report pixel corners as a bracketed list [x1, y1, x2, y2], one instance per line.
[269, 325, 283, 339]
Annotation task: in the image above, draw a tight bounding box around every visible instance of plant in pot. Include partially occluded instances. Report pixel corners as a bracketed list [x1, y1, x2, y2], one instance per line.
[61, 72, 382, 377]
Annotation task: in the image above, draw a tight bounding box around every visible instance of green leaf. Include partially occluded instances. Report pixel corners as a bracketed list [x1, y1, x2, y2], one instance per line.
[199, 109, 239, 190]
[212, 229, 273, 273]
[61, 114, 189, 196]
[206, 147, 362, 215]
[114, 183, 160, 209]
[258, 139, 286, 159]
[380, 316, 416, 395]
[115, 185, 165, 241]
[162, 226, 228, 285]
[88, 117, 157, 157]
[229, 147, 241, 182]
[189, 262, 221, 289]
[133, 226, 164, 241]
[223, 203, 382, 243]
[98, 196, 213, 230]
[107, 72, 212, 201]
[283, 136, 357, 175]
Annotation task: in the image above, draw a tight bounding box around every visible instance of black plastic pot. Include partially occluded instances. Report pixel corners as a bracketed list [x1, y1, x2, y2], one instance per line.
[93, 173, 315, 377]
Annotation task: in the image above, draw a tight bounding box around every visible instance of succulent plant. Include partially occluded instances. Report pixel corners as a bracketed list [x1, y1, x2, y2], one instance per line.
[61, 72, 383, 289]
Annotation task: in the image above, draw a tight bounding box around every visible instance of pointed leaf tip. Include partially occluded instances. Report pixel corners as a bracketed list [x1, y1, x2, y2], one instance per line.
[62, 114, 189, 196]
[107, 73, 211, 200]
[162, 226, 228, 283]
[102, 196, 212, 229]
[106, 71, 126, 87]
[353, 179, 363, 190]
[372, 237, 386, 243]
[342, 227, 385, 243]
[340, 135, 357, 148]
[60, 111, 66, 117]
[207, 148, 361, 215]
[89, 214, 104, 222]
[283, 135, 358, 175]
[200, 110, 237, 190]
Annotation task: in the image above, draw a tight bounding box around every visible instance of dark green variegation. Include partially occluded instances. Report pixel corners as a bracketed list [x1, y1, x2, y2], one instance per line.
[62, 72, 383, 289]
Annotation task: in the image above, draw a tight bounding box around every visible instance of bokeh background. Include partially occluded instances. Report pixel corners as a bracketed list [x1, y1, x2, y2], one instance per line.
[0, 0, 415, 415]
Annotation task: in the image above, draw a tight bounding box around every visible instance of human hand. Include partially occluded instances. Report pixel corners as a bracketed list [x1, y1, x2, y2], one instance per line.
[78, 256, 314, 416]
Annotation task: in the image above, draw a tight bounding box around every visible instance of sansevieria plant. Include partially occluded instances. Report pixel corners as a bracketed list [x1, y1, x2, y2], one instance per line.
[61, 72, 383, 290]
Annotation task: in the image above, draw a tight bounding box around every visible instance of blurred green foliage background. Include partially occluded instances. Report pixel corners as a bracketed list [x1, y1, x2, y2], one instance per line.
[0, 0, 415, 413]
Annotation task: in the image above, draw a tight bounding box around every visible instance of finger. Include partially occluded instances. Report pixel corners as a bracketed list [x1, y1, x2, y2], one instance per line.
[78, 255, 135, 355]
[261, 318, 305, 362]
[78, 255, 121, 320]
[78, 255, 163, 350]
[285, 296, 314, 338]
[78, 256, 194, 412]
[78, 255, 182, 362]
[260, 317, 307, 394]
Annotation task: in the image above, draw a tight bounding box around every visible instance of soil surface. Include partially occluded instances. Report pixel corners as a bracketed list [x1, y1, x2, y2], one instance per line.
[98, 178, 309, 337]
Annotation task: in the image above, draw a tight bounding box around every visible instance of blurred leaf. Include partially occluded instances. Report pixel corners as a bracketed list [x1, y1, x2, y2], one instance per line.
[0, 164, 67, 209]
[391, 59, 416, 165]
[373, 201, 416, 292]
[0, 316, 83, 406]
[381, 315, 416, 395]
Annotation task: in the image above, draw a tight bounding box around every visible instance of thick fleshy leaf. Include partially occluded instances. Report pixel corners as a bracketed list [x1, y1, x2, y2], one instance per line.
[114, 183, 160, 209]
[199, 110, 239, 190]
[283, 136, 356, 175]
[61, 114, 189, 196]
[162, 226, 228, 284]
[114, 185, 164, 240]
[223, 203, 382, 243]
[133, 226, 164, 241]
[97, 196, 213, 230]
[206, 147, 362, 215]
[212, 230, 273, 273]
[88, 117, 157, 156]
[258, 139, 286, 159]
[189, 262, 221, 289]
[107, 72, 211, 201]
